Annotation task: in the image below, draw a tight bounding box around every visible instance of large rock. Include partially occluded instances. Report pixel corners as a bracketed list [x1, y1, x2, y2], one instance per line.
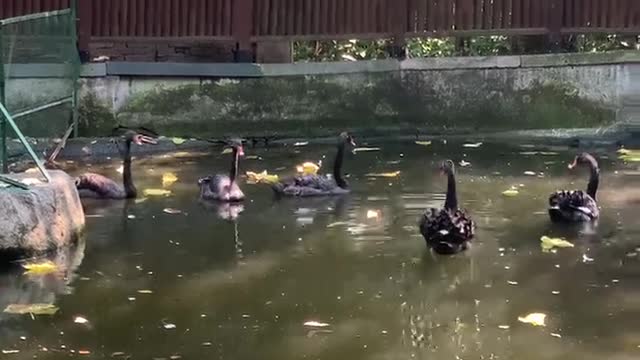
[0, 170, 84, 252]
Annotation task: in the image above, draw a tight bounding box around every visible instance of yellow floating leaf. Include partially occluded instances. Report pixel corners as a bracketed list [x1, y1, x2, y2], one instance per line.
[459, 160, 471, 167]
[135, 197, 148, 204]
[116, 165, 124, 174]
[162, 172, 178, 187]
[617, 148, 633, 155]
[163, 208, 182, 215]
[143, 189, 172, 197]
[245, 155, 260, 160]
[246, 171, 279, 184]
[518, 312, 547, 327]
[294, 141, 309, 147]
[22, 261, 58, 276]
[502, 188, 519, 197]
[540, 236, 574, 252]
[4, 303, 59, 315]
[221, 148, 233, 154]
[353, 147, 380, 152]
[619, 154, 640, 162]
[296, 162, 320, 175]
[172, 137, 186, 145]
[137, 289, 153, 294]
[415, 141, 432, 146]
[366, 171, 400, 178]
[366, 210, 380, 219]
[304, 321, 330, 327]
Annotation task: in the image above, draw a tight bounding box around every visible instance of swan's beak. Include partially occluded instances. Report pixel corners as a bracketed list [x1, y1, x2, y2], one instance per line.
[237, 146, 245, 157]
[568, 158, 577, 169]
[139, 135, 158, 145]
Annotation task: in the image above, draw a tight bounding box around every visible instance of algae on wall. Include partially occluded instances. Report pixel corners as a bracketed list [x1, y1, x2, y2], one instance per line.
[78, 66, 616, 138]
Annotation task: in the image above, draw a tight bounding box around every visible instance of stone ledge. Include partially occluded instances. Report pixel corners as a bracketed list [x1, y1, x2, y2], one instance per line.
[0, 170, 84, 253]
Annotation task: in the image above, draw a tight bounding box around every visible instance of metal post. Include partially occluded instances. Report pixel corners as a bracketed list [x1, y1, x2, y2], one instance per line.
[0, 23, 6, 173]
[71, 0, 80, 137]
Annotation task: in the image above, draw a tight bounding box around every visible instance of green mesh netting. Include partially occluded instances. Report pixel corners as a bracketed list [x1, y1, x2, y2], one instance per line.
[1, 8, 80, 138]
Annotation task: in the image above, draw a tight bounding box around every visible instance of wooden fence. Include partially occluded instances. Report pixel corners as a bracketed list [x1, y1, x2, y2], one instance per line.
[1, 0, 638, 59]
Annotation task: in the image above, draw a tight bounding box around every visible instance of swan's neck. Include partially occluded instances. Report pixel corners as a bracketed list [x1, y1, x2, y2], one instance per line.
[586, 166, 599, 200]
[444, 172, 458, 210]
[229, 149, 239, 184]
[122, 141, 137, 198]
[333, 142, 347, 188]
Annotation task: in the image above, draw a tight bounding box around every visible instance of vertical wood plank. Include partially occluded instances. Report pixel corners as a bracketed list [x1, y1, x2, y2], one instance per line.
[270, 0, 279, 35]
[304, 0, 312, 34]
[493, 0, 503, 28]
[288, 0, 296, 35]
[313, 0, 321, 34]
[188, 0, 196, 35]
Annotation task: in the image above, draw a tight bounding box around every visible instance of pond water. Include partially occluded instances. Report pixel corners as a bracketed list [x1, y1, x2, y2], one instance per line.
[1, 140, 640, 360]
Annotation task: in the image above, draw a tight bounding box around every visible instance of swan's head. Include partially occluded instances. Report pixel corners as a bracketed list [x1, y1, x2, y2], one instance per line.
[439, 160, 455, 176]
[123, 131, 158, 146]
[226, 138, 245, 157]
[339, 132, 356, 147]
[568, 152, 598, 170]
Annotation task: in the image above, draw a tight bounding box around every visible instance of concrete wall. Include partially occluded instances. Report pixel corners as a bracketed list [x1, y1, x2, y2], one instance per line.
[9, 51, 640, 139]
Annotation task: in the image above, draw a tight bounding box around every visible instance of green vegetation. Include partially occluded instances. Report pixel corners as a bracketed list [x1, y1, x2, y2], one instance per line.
[294, 34, 639, 62]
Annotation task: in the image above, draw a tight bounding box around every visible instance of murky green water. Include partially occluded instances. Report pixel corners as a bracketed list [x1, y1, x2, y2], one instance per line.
[1, 140, 640, 360]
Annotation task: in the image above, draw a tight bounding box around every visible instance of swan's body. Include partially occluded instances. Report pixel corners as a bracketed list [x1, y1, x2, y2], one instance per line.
[76, 132, 156, 199]
[198, 140, 245, 202]
[548, 153, 600, 223]
[272, 133, 355, 197]
[419, 160, 475, 255]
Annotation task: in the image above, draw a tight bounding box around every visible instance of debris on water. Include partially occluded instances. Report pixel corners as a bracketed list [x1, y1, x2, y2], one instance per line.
[246, 170, 279, 184]
[116, 165, 124, 174]
[524, 171, 536, 176]
[163, 208, 182, 215]
[552, 291, 560, 295]
[171, 137, 186, 145]
[4, 304, 59, 315]
[365, 171, 400, 178]
[74, 316, 90, 325]
[22, 261, 58, 275]
[415, 141, 432, 146]
[2, 350, 19, 354]
[78, 350, 91, 355]
[135, 198, 148, 204]
[111, 352, 127, 357]
[304, 321, 331, 327]
[162, 172, 178, 187]
[367, 210, 380, 219]
[353, 147, 380, 152]
[541, 236, 574, 252]
[612, 279, 620, 283]
[518, 313, 546, 327]
[294, 141, 309, 147]
[463, 142, 483, 148]
[19, 336, 26, 341]
[459, 160, 471, 167]
[550, 333, 562, 338]
[137, 290, 153, 294]
[128, 297, 136, 301]
[127, 214, 136, 219]
[143, 189, 172, 197]
[507, 281, 518, 285]
[202, 342, 212, 347]
[502, 188, 519, 197]
[582, 254, 594, 263]
[327, 221, 349, 228]
[163, 323, 177, 330]
[498, 325, 510, 330]
[221, 148, 233, 154]
[296, 162, 321, 175]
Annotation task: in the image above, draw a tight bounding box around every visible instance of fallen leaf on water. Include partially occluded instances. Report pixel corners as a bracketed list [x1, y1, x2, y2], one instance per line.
[111, 352, 127, 357]
[498, 325, 510, 330]
[246, 171, 279, 184]
[353, 147, 381, 152]
[366, 210, 380, 219]
[540, 236, 574, 252]
[518, 312, 546, 327]
[74, 316, 89, 324]
[502, 188, 519, 197]
[137, 290, 153, 294]
[78, 350, 91, 355]
[366, 171, 400, 178]
[221, 148, 233, 154]
[163, 208, 182, 215]
[304, 321, 330, 327]
[617, 148, 633, 155]
[143, 189, 172, 197]
[4, 304, 58, 315]
[22, 261, 58, 275]
[2, 350, 19, 354]
[415, 141, 432, 146]
[459, 160, 471, 167]
[327, 221, 349, 228]
[116, 165, 124, 174]
[135, 197, 148, 204]
[294, 141, 309, 147]
[245, 155, 260, 160]
[296, 162, 320, 175]
[162, 172, 178, 187]
[172, 137, 186, 145]
[163, 323, 177, 330]
[524, 171, 536, 176]
[463, 142, 483, 148]
[550, 333, 562, 338]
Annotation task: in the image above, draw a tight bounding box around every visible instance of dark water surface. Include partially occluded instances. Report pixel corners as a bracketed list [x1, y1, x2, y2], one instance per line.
[1, 140, 640, 360]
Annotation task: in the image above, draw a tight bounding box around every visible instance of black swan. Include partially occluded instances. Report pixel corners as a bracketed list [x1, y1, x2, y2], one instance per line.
[198, 139, 245, 202]
[548, 152, 600, 223]
[75, 130, 157, 199]
[419, 160, 476, 255]
[272, 132, 355, 197]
